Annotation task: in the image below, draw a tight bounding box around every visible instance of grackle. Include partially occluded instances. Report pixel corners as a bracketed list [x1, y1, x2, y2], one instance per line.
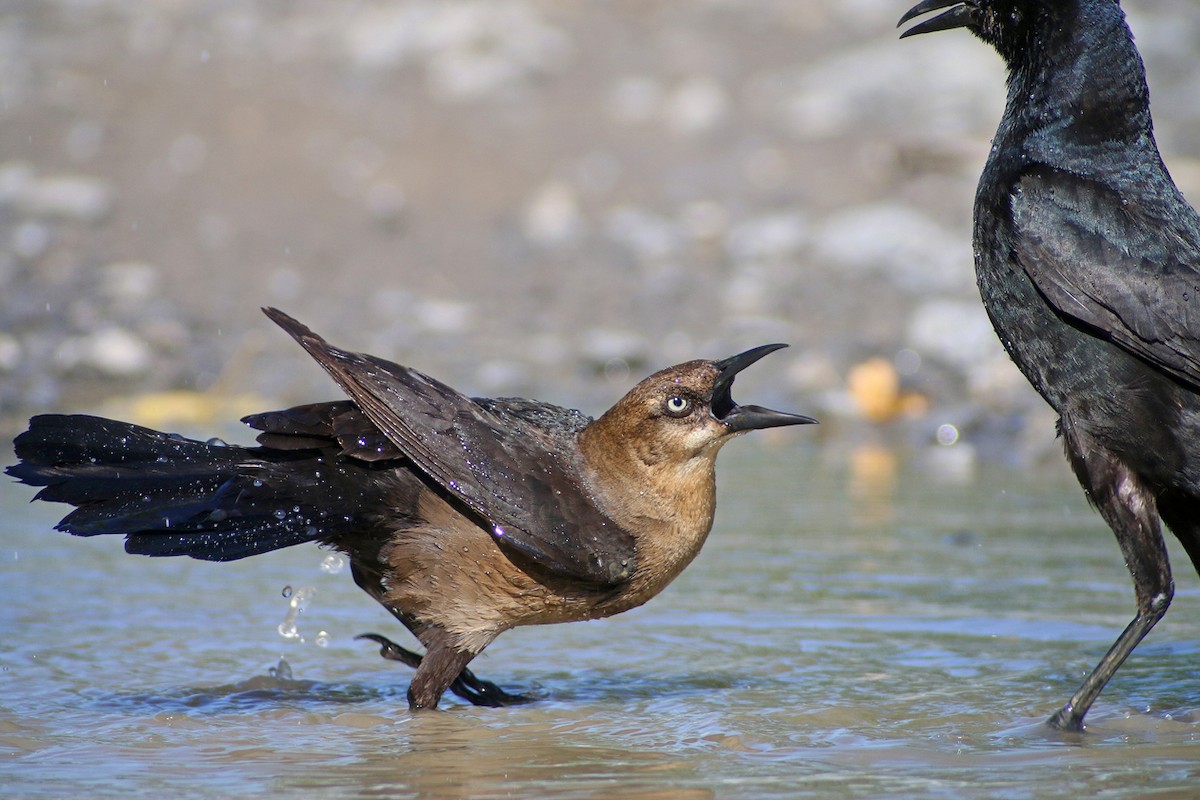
[901, 0, 1200, 730]
[8, 308, 815, 710]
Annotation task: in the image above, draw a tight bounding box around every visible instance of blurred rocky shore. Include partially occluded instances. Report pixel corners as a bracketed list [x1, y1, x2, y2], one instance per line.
[3, 0, 1199, 466]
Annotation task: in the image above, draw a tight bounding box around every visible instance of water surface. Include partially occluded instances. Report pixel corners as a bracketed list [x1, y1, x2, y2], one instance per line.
[3, 439, 1198, 798]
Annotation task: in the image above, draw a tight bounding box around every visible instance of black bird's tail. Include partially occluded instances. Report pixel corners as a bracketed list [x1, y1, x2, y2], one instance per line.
[7, 414, 375, 562]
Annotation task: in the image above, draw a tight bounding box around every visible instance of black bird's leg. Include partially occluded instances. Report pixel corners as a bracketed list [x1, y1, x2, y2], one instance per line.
[357, 633, 533, 708]
[1053, 423, 1174, 731]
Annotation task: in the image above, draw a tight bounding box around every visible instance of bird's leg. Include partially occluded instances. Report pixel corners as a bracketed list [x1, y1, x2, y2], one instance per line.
[357, 632, 533, 708]
[1054, 425, 1174, 731]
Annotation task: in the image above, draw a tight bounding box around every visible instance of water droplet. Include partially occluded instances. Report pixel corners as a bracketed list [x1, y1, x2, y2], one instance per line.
[273, 509, 287, 520]
[320, 553, 345, 574]
[315, 631, 330, 648]
[206, 437, 228, 447]
[277, 586, 315, 641]
[936, 424, 960, 446]
[282, 585, 293, 598]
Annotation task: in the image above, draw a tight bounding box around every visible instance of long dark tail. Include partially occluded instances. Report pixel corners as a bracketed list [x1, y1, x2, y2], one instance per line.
[7, 413, 382, 561]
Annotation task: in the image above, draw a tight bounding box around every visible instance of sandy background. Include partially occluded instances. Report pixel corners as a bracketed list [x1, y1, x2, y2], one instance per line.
[3, 0, 1198, 460]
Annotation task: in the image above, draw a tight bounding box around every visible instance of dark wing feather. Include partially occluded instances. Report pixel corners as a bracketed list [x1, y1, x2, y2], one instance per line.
[261, 308, 636, 586]
[244, 400, 405, 461]
[1012, 168, 1200, 388]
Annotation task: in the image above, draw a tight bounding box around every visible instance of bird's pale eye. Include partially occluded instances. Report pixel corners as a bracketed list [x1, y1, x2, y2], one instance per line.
[663, 395, 692, 418]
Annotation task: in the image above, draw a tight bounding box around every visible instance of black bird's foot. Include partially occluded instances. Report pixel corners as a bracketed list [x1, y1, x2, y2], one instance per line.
[356, 632, 535, 708]
[1046, 705, 1086, 733]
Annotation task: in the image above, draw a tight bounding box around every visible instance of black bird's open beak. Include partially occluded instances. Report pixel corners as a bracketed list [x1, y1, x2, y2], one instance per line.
[710, 344, 818, 433]
[898, 0, 976, 38]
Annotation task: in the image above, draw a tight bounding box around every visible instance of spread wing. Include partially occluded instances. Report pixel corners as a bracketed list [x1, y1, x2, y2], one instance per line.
[1011, 167, 1200, 388]
[261, 308, 636, 587]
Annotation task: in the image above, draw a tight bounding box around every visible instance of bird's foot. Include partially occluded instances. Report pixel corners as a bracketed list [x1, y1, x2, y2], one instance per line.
[356, 632, 534, 708]
[1046, 704, 1086, 733]
[357, 632, 423, 669]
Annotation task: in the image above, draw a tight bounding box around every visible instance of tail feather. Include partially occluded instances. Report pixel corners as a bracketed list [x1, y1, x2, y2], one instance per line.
[7, 413, 380, 562]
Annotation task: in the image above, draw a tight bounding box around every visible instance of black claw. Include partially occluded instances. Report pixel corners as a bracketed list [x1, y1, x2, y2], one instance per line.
[451, 666, 535, 707]
[356, 632, 422, 669]
[356, 631, 534, 707]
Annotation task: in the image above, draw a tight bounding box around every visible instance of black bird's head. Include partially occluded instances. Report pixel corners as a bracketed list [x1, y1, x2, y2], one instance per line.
[898, 0, 1048, 62]
[586, 344, 816, 471]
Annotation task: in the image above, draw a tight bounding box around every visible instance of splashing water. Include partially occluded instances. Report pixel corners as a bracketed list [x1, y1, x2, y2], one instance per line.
[277, 585, 315, 641]
[267, 657, 293, 681]
[319, 553, 345, 574]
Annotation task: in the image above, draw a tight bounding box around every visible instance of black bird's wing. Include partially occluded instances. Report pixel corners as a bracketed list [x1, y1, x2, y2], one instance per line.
[261, 308, 636, 587]
[1012, 167, 1200, 387]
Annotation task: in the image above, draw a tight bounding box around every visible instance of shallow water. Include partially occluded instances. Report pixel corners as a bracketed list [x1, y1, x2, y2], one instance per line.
[3, 438, 1199, 799]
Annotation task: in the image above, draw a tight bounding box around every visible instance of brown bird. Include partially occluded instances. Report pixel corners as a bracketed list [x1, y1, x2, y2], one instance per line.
[8, 307, 815, 709]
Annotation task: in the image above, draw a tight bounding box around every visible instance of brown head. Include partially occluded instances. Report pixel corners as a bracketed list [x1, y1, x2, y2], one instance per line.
[584, 343, 815, 470]
[578, 344, 814, 582]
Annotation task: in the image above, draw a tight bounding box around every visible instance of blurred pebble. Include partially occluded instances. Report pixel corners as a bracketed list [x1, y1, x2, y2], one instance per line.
[57, 327, 154, 377]
[906, 299, 1003, 373]
[727, 212, 809, 262]
[19, 174, 113, 222]
[12, 222, 52, 259]
[664, 77, 728, 136]
[415, 299, 472, 334]
[0, 333, 21, 372]
[580, 328, 647, 370]
[605, 206, 680, 262]
[99, 262, 159, 305]
[813, 203, 972, 293]
[523, 180, 584, 247]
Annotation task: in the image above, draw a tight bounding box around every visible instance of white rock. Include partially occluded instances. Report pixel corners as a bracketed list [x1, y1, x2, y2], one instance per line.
[523, 180, 583, 246]
[664, 77, 728, 136]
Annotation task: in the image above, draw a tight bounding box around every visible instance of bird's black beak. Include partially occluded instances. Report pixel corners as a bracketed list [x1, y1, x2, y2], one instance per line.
[898, 0, 976, 38]
[710, 344, 818, 433]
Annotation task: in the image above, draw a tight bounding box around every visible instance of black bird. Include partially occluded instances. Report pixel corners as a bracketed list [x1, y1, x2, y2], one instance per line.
[8, 308, 815, 710]
[900, 0, 1200, 730]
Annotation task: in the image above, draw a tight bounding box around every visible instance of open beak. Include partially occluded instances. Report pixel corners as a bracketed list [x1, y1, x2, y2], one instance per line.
[898, 0, 976, 38]
[710, 344, 818, 433]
